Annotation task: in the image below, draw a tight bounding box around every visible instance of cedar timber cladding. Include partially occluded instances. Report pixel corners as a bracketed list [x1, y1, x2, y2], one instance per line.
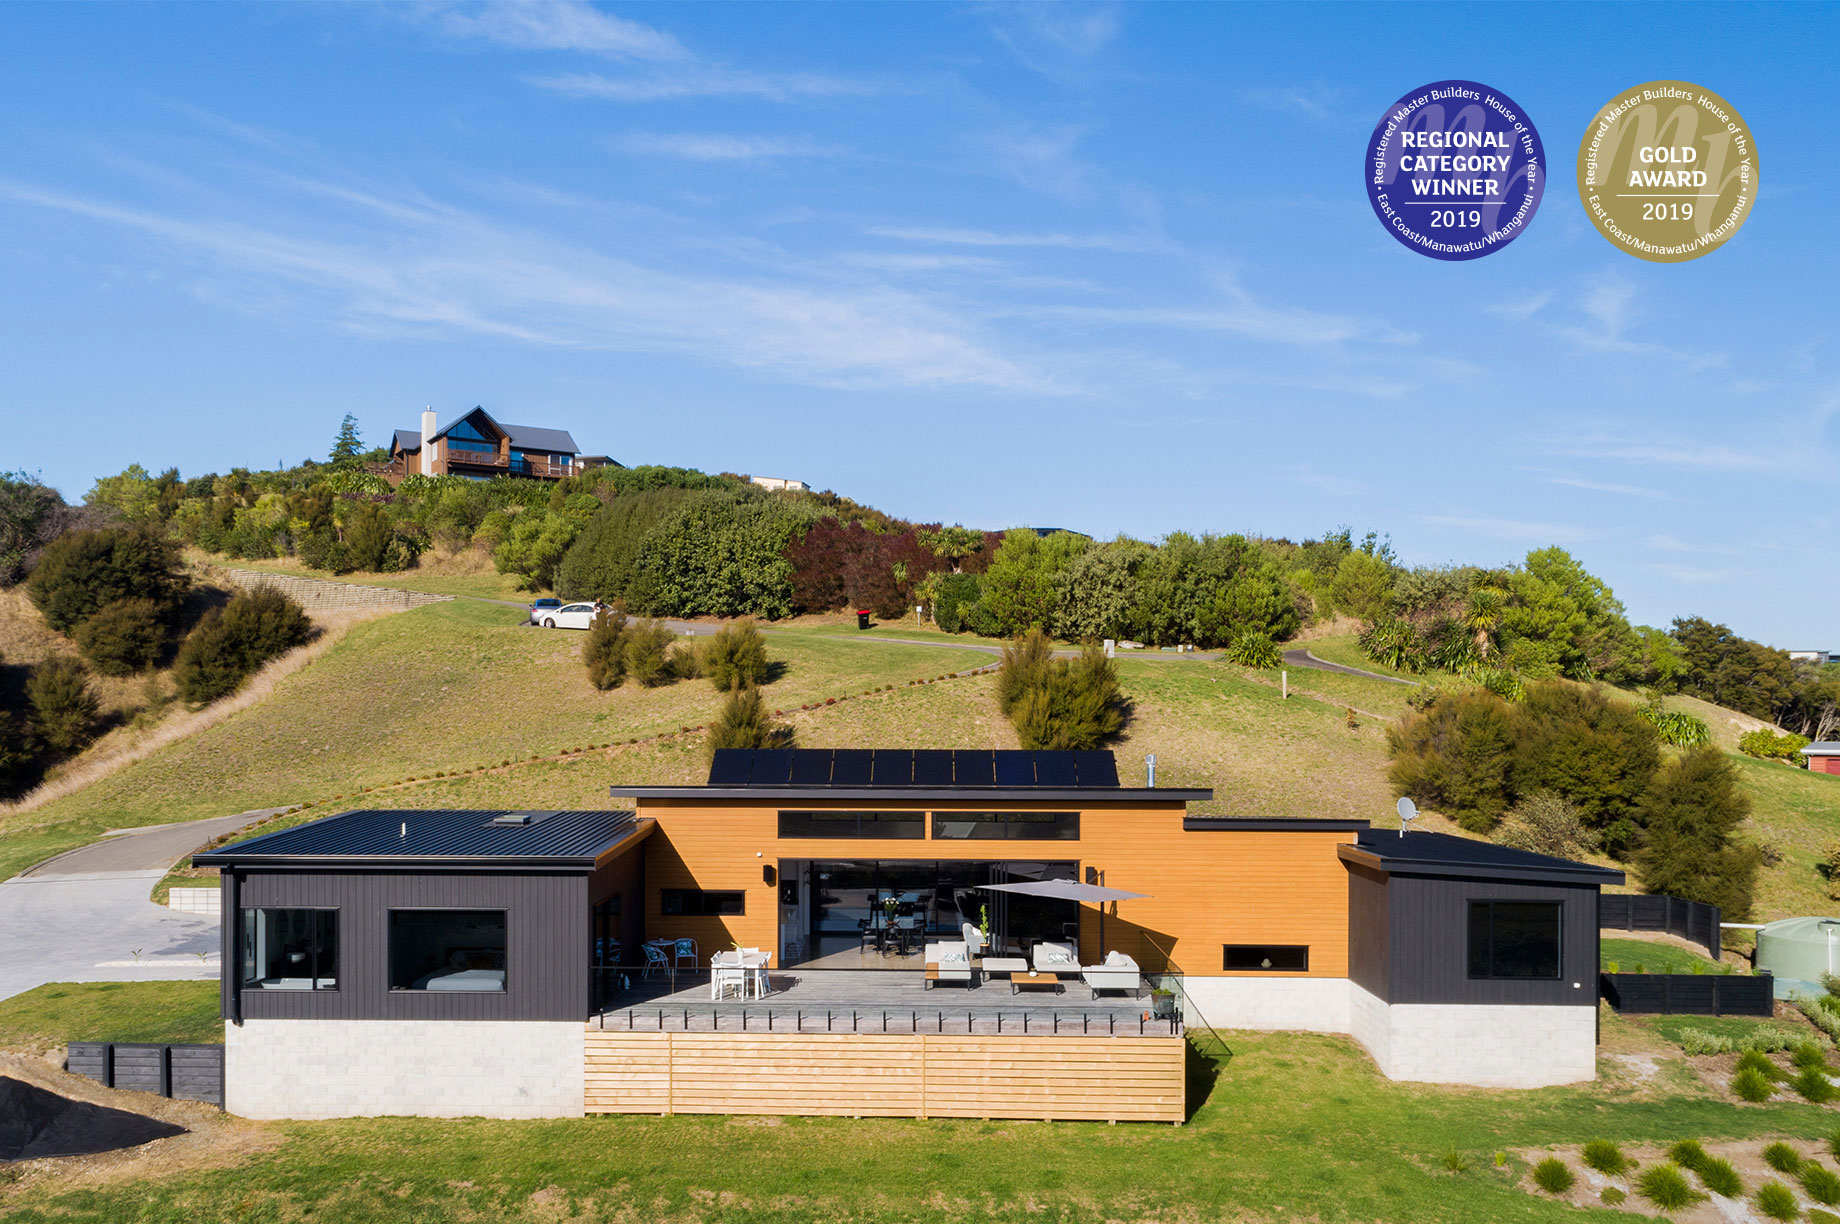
[582, 1030, 1186, 1123]
[235, 871, 590, 1021]
[634, 799, 1358, 977]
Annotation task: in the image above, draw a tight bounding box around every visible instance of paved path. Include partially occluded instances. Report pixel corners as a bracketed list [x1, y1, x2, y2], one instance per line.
[1281, 648, 1418, 686]
[0, 809, 280, 1002]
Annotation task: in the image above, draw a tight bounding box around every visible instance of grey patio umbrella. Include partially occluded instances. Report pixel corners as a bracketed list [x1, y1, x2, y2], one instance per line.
[977, 879, 1149, 956]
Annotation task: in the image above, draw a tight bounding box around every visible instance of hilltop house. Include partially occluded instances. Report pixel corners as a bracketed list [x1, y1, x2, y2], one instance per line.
[196, 748, 1621, 1122]
[387, 406, 601, 481]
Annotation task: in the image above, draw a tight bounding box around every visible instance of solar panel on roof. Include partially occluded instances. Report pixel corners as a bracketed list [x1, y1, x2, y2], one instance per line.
[870, 750, 913, 786]
[749, 749, 794, 785]
[993, 750, 1036, 787]
[830, 749, 873, 786]
[955, 750, 995, 786]
[1074, 751, 1119, 787]
[706, 749, 752, 785]
[912, 749, 955, 786]
[788, 750, 833, 785]
[1031, 752, 1077, 787]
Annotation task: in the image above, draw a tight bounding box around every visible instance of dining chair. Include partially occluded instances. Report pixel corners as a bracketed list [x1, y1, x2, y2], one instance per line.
[641, 942, 669, 979]
[672, 938, 698, 970]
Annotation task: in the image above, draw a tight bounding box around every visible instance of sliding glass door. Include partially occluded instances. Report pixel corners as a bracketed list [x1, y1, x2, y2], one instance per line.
[797, 860, 1077, 968]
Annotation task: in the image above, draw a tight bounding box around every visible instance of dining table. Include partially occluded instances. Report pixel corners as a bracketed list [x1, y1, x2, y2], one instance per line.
[710, 950, 771, 1000]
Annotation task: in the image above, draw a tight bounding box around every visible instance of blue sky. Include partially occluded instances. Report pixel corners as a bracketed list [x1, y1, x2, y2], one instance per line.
[1, 2, 1834, 647]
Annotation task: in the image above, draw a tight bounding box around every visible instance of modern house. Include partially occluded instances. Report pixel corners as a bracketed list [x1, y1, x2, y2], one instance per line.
[386, 405, 599, 480]
[748, 475, 808, 493]
[1803, 743, 1840, 776]
[1789, 650, 1833, 665]
[195, 748, 1621, 1122]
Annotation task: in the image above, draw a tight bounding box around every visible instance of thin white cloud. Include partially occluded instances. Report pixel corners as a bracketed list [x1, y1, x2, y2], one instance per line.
[1290, 469, 1372, 497]
[1484, 290, 1554, 322]
[869, 225, 1168, 254]
[613, 133, 843, 161]
[1540, 432, 1781, 474]
[531, 68, 871, 103]
[1553, 275, 1726, 370]
[424, 0, 686, 60]
[1533, 471, 1675, 500]
[1417, 514, 1602, 545]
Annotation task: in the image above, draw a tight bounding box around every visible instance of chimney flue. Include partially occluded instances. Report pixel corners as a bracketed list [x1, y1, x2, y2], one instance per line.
[420, 406, 438, 474]
[1145, 754, 1157, 787]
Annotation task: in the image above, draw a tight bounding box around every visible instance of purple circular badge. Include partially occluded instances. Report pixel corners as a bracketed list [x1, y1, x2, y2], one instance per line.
[1366, 80, 1545, 260]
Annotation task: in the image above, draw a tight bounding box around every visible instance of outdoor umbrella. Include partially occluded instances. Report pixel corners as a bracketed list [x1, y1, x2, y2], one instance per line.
[977, 879, 1149, 956]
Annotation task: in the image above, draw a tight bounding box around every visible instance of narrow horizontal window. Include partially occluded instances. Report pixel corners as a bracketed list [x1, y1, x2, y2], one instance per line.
[240, 908, 339, 991]
[778, 810, 924, 839]
[661, 889, 745, 917]
[1223, 944, 1309, 973]
[389, 910, 507, 993]
[1468, 901, 1561, 980]
[931, 811, 1080, 840]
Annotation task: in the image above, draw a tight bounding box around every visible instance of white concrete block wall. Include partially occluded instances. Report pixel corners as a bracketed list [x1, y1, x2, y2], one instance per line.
[1180, 977, 1351, 1033]
[225, 1019, 585, 1119]
[1346, 984, 1596, 1088]
[166, 887, 221, 916]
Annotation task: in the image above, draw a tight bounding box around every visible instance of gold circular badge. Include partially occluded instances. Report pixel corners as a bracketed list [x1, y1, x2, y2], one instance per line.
[1576, 81, 1758, 262]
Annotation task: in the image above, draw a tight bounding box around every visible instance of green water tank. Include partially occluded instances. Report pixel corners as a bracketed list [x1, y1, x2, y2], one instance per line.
[1755, 916, 1840, 999]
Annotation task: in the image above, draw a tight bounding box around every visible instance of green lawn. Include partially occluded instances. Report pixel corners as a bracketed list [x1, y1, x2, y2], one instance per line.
[1599, 938, 1730, 975]
[9, 1025, 1840, 1222]
[0, 981, 222, 1050]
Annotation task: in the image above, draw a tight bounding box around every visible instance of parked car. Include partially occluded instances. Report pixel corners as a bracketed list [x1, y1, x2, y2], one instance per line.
[536, 602, 600, 630]
[528, 598, 562, 625]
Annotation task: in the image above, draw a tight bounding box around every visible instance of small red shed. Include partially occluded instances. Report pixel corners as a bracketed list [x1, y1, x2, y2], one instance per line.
[1804, 743, 1840, 776]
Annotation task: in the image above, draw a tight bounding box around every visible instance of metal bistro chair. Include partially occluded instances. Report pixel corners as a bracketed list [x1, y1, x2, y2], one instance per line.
[641, 942, 670, 979]
[672, 938, 698, 971]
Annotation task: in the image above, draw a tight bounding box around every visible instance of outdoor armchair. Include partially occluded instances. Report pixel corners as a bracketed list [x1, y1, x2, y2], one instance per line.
[1031, 942, 1078, 973]
[924, 941, 973, 988]
[1081, 950, 1142, 997]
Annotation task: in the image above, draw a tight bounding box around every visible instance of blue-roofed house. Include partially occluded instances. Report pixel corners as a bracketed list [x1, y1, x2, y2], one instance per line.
[387, 405, 608, 480]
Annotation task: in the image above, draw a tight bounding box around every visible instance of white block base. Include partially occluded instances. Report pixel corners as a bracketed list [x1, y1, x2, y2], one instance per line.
[1179, 976, 1351, 1033]
[166, 887, 222, 916]
[225, 1019, 585, 1119]
[1348, 984, 1596, 1088]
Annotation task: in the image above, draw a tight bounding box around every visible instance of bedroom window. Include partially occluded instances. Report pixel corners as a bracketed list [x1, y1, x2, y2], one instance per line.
[1468, 901, 1562, 980]
[660, 889, 745, 916]
[240, 908, 338, 991]
[388, 910, 508, 993]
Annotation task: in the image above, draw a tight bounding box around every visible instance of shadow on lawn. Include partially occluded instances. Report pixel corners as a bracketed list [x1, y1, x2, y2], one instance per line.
[1184, 1032, 1231, 1120]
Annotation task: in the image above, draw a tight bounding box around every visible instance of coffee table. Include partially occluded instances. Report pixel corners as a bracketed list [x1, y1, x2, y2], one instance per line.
[1009, 971, 1063, 996]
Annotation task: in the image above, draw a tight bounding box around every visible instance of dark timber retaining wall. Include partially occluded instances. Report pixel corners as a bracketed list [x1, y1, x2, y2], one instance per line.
[1599, 972, 1774, 1017]
[1599, 894, 1722, 960]
[66, 1043, 223, 1107]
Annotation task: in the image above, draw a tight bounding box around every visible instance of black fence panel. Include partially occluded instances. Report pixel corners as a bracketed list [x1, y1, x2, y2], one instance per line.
[65, 1043, 222, 1107]
[1599, 894, 1722, 960]
[1600, 972, 1774, 1016]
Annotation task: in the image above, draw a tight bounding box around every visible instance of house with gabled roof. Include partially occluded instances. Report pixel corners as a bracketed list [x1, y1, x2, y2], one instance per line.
[387, 405, 605, 480]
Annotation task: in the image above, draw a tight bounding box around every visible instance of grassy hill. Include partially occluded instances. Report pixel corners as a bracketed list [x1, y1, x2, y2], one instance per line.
[2, 589, 1835, 920]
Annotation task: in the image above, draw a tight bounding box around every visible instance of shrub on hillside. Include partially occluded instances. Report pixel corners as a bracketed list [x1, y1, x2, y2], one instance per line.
[621, 619, 678, 688]
[27, 656, 100, 755]
[1699, 1157, 1744, 1198]
[705, 683, 793, 760]
[1, 469, 85, 587]
[703, 620, 769, 692]
[1385, 690, 1517, 832]
[1733, 1066, 1776, 1102]
[1669, 1139, 1708, 1171]
[1580, 1140, 1629, 1176]
[71, 597, 168, 676]
[928, 571, 983, 634]
[1223, 630, 1282, 670]
[0, 706, 31, 797]
[173, 584, 311, 705]
[1755, 1181, 1800, 1221]
[1802, 1163, 1840, 1205]
[582, 606, 628, 691]
[997, 631, 1127, 752]
[1638, 698, 1712, 748]
[1494, 791, 1590, 859]
[1531, 1157, 1574, 1194]
[25, 525, 188, 632]
[1635, 1163, 1703, 1211]
[1741, 728, 1812, 762]
[1635, 746, 1761, 921]
[1737, 1049, 1787, 1080]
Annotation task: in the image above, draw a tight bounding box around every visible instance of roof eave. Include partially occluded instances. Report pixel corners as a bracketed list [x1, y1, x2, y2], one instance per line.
[1336, 843, 1625, 887]
[1184, 818, 1371, 832]
[612, 785, 1213, 803]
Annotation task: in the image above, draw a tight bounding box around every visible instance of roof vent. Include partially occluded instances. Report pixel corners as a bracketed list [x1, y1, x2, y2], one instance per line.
[490, 810, 557, 827]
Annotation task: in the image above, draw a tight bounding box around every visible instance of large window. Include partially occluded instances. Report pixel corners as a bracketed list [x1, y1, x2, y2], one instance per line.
[779, 810, 924, 839]
[661, 889, 745, 916]
[240, 908, 338, 991]
[1468, 901, 1562, 980]
[389, 910, 507, 993]
[1223, 944, 1309, 973]
[931, 811, 1080, 840]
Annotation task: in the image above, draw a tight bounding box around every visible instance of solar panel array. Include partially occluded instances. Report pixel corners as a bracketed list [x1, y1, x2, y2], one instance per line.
[706, 748, 1121, 788]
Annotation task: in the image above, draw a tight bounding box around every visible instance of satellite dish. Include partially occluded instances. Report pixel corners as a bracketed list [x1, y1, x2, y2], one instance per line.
[1395, 797, 1419, 838]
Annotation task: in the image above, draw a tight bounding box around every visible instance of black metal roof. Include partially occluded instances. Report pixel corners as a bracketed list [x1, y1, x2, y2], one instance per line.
[1339, 829, 1625, 887]
[1184, 817, 1371, 832]
[194, 809, 646, 869]
[392, 408, 580, 455]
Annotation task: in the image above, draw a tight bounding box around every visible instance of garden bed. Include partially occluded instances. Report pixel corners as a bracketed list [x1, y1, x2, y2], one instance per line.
[1521, 1138, 1840, 1221]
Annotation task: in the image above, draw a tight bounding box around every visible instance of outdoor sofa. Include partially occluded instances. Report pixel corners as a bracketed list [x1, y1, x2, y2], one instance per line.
[1080, 950, 1142, 996]
[924, 941, 973, 988]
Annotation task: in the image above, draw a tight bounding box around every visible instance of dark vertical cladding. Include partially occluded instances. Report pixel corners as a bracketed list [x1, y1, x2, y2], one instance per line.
[219, 872, 239, 1023]
[589, 838, 646, 952]
[235, 870, 589, 1021]
[1345, 863, 1390, 1000]
[1384, 874, 1599, 1006]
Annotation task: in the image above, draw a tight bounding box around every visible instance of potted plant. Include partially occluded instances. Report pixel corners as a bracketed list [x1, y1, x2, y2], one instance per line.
[978, 904, 992, 951]
[1150, 984, 1177, 1020]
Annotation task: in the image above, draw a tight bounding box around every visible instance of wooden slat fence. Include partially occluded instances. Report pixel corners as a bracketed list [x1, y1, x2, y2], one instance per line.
[1599, 894, 1722, 960]
[65, 1042, 223, 1106]
[1599, 972, 1774, 1017]
[584, 1029, 1185, 1124]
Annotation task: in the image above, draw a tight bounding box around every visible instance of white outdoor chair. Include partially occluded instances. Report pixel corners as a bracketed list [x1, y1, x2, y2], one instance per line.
[925, 941, 973, 989]
[1031, 942, 1078, 973]
[960, 922, 987, 958]
[710, 951, 747, 1001]
[1081, 951, 1142, 997]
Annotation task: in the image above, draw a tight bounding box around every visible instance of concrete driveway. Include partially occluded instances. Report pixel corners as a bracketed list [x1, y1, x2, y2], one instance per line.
[0, 810, 280, 1002]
